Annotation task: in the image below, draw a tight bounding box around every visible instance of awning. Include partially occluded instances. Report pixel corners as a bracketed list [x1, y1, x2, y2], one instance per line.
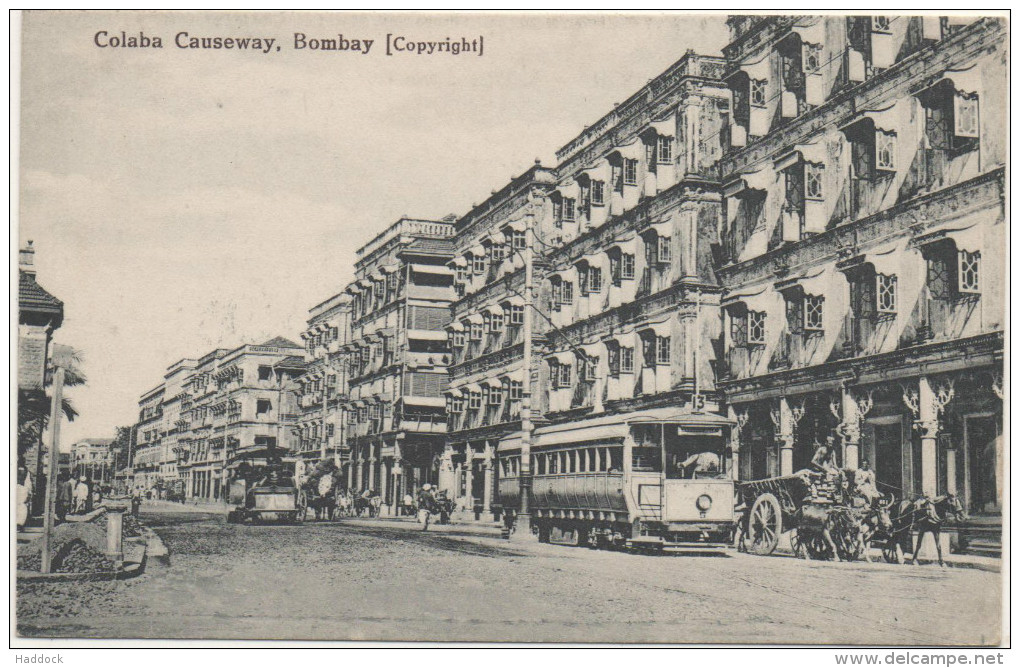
[608, 235, 640, 255]
[547, 351, 574, 365]
[344, 283, 362, 295]
[447, 387, 463, 398]
[864, 241, 906, 277]
[775, 268, 828, 297]
[580, 341, 604, 357]
[502, 219, 527, 233]
[488, 231, 507, 245]
[643, 114, 676, 138]
[610, 136, 645, 161]
[721, 286, 772, 314]
[481, 378, 503, 388]
[774, 139, 827, 171]
[406, 329, 448, 341]
[401, 396, 446, 408]
[640, 221, 673, 239]
[370, 270, 385, 282]
[915, 221, 985, 254]
[380, 264, 400, 274]
[939, 64, 982, 96]
[777, 19, 825, 48]
[445, 321, 465, 332]
[839, 102, 899, 138]
[500, 368, 525, 383]
[464, 313, 484, 325]
[467, 244, 486, 257]
[448, 256, 468, 268]
[483, 303, 504, 316]
[409, 263, 454, 277]
[733, 53, 769, 81]
[500, 295, 525, 307]
[637, 317, 673, 337]
[579, 160, 612, 183]
[357, 278, 374, 289]
[607, 330, 638, 347]
[463, 383, 482, 394]
[582, 251, 610, 271]
[724, 167, 773, 197]
[557, 181, 580, 199]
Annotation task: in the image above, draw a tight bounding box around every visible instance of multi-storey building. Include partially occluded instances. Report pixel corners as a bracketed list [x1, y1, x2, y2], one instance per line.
[715, 16, 1005, 523]
[134, 337, 305, 501]
[342, 217, 457, 514]
[133, 384, 165, 494]
[443, 164, 557, 512]
[296, 293, 352, 472]
[490, 53, 739, 523]
[71, 438, 115, 484]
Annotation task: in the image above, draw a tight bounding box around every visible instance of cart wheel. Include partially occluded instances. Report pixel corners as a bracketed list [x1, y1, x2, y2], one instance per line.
[747, 493, 782, 556]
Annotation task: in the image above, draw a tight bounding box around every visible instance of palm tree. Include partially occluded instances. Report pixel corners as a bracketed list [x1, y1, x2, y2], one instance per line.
[17, 347, 86, 465]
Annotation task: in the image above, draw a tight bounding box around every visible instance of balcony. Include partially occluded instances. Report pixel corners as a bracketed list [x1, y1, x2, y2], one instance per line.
[395, 412, 447, 433]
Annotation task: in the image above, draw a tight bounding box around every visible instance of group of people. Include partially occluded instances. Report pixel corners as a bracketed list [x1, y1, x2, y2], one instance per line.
[16, 466, 108, 530]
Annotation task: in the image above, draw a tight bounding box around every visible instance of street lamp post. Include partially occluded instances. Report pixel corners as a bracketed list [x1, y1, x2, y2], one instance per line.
[513, 212, 536, 540]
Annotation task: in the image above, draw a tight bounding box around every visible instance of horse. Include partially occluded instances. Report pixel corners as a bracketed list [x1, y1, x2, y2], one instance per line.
[793, 468, 887, 562]
[353, 495, 374, 517]
[889, 493, 967, 567]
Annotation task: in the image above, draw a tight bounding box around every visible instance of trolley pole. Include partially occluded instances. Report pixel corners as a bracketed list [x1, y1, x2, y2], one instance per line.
[513, 212, 536, 540]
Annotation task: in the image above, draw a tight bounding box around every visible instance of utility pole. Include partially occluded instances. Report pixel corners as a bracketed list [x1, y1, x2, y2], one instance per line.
[514, 212, 536, 540]
[41, 344, 72, 574]
[693, 288, 704, 412]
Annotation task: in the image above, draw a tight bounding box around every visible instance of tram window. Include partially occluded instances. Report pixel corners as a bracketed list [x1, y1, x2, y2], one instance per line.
[548, 453, 558, 474]
[608, 447, 623, 472]
[632, 446, 662, 472]
[536, 455, 545, 475]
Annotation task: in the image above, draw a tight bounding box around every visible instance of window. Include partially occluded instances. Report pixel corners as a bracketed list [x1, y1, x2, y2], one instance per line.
[609, 252, 621, 284]
[958, 250, 980, 293]
[256, 399, 272, 416]
[490, 243, 506, 263]
[655, 336, 671, 365]
[489, 310, 504, 332]
[730, 312, 748, 347]
[877, 274, 897, 313]
[620, 347, 635, 373]
[872, 16, 892, 32]
[488, 384, 503, 406]
[621, 253, 635, 279]
[657, 235, 672, 264]
[577, 267, 589, 295]
[611, 163, 623, 193]
[450, 330, 466, 347]
[551, 361, 572, 389]
[804, 295, 825, 331]
[875, 130, 896, 171]
[623, 159, 638, 186]
[584, 356, 599, 381]
[511, 230, 526, 251]
[955, 94, 979, 138]
[448, 396, 464, 414]
[472, 254, 486, 275]
[562, 197, 576, 222]
[386, 273, 399, 296]
[657, 135, 673, 164]
[560, 281, 574, 305]
[805, 162, 824, 199]
[469, 322, 484, 341]
[750, 79, 767, 106]
[803, 43, 822, 73]
[607, 343, 620, 376]
[468, 391, 482, 410]
[455, 266, 467, 283]
[748, 311, 766, 345]
[588, 267, 603, 294]
[258, 366, 272, 381]
[508, 381, 523, 400]
[508, 305, 524, 325]
[591, 180, 606, 206]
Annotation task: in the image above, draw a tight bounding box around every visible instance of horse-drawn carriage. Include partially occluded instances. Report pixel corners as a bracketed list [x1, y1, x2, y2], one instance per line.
[301, 460, 342, 521]
[739, 468, 889, 562]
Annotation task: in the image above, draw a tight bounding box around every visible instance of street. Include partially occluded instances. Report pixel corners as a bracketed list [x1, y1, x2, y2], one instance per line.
[17, 508, 1001, 644]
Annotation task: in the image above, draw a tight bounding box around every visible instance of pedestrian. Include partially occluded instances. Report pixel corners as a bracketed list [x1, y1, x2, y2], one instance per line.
[73, 476, 89, 514]
[16, 467, 30, 530]
[56, 471, 73, 521]
[402, 492, 414, 517]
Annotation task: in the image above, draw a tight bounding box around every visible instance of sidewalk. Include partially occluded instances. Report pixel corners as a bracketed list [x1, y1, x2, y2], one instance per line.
[141, 499, 229, 514]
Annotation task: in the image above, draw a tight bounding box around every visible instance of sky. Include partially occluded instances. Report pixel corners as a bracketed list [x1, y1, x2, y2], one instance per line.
[16, 11, 728, 450]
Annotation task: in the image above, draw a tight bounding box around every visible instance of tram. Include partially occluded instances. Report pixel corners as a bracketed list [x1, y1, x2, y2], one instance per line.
[495, 408, 737, 551]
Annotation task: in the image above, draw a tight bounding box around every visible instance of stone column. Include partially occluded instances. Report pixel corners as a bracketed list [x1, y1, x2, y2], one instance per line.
[917, 376, 939, 498]
[482, 442, 494, 517]
[945, 441, 957, 496]
[464, 446, 475, 512]
[379, 458, 389, 514]
[727, 405, 742, 477]
[105, 497, 131, 566]
[774, 398, 795, 476]
[368, 456, 378, 492]
[438, 445, 455, 495]
[354, 448, 363, 491]
[840, 388, 862, 470]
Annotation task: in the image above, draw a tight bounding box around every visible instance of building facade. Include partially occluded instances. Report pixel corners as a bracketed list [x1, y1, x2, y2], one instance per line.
[296, 293, 353, 472]
[133, 337, 305, 501]
[716, 16, 1005, 519]
[71, 438, 115, 485]
[342, 217, 457, 514]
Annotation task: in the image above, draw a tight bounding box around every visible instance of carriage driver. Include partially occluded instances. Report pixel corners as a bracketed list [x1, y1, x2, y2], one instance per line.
[810, 436, 839, 475]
